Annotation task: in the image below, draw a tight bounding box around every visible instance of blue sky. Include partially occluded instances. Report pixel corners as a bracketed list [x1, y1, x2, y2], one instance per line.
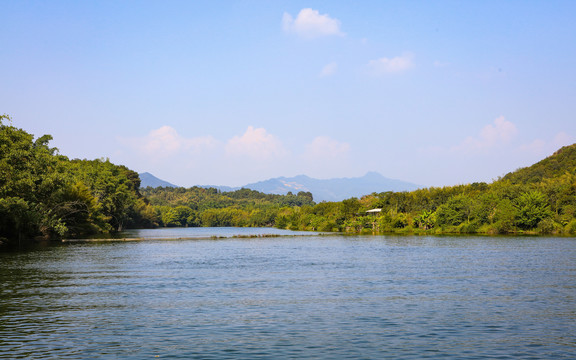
[2, 1, 575, 187]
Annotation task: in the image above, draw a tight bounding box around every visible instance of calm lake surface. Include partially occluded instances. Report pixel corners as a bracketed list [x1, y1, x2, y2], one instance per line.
[1, 228, 575, 359]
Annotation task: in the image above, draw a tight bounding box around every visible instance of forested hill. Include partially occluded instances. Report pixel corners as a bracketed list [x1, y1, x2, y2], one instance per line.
[139, 142, 576, 235]
[139, 187, 314, 228]
[501, 143, 576, 184]
[0, 116, 157, 247]
[2, 116, 576, 246]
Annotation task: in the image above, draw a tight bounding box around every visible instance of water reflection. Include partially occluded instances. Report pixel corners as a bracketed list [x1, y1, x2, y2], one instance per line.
[1, 233, 575, 359]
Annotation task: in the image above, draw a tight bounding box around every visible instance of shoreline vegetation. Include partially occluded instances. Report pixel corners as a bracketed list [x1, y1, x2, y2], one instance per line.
[61, 233, 317, 243]
[2, 115, 576, 248]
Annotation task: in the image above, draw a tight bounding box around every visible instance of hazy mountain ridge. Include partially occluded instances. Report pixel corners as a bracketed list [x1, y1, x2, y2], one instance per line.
[140, 171, 420, 202]
[241, 172, 420, 202]
[139, 172, 177, 188]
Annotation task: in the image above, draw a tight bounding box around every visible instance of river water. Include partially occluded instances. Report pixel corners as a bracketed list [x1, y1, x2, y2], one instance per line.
[1, 228, 575, 359]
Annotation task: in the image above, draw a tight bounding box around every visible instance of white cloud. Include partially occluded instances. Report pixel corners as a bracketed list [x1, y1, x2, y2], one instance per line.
[454, 116, 517, 153]
[225, 126, 287, 160]
[305, 136, 350, 160]
[282, 8, 344, 39]
[302, 136, 352, 179]
[479, 115, 517, 143]
[142, 126, 181, 155]
[518, 138, 547, 154]
[121, 125, 217, 160]
[320, 62, 338, 77]
[518, 132, 573, 155]
[367, 53, 414, 75]
[117, 126, 361, 186]
[552, 131, 573, 148]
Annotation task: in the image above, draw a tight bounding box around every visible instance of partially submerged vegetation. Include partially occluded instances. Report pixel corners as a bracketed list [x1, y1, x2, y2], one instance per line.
[1, 115, 575, 247]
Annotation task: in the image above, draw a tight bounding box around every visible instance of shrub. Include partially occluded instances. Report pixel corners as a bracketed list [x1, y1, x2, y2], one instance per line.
[492, 219, 515, 234]
[458, 220, 480, 233]
[537, 218, 561, 234]
[565, 219, 576, 235]
[392, 213, 409, 228]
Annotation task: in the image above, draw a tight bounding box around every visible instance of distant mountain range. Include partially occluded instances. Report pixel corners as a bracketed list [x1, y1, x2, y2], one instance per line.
[139, 172, 177, 188]
[140, 171, 420, 202]
[239, 172, 420, 202]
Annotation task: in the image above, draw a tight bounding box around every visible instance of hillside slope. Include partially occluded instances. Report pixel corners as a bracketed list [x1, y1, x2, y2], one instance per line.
[502, 143, 576, 184]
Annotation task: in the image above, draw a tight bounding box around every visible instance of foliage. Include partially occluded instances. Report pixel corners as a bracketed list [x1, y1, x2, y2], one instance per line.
[0, 116, 150, 246]
[435, 195, 474, 227]
[142, 145, 576, 236]
[413, 210, 435, 230]
[2, 115, 576, 245]
[140, 186, 314, 228]
[514, 191, 552, 230]
[502, 144, 576, 184]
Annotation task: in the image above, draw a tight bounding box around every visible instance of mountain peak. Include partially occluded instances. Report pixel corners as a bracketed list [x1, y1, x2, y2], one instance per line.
[362, 171, 384, 179]
[140, 172, 420, 202]
[139, 172, 177, 188]
[242, 173, 420, 202]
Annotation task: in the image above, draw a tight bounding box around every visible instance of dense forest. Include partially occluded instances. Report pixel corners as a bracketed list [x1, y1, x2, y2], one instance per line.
[141, 186, 314, 228]
[142, 144, 576, 236]
[0, 115, 157, 246]
[1, 116, 576, 247]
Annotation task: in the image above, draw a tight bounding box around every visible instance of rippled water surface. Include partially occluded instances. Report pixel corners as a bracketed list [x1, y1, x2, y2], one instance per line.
[1, 230, 575, 359]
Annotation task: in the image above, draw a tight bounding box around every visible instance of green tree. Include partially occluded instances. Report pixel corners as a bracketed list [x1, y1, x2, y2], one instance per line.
[435, 195, 474, 227]
[514, 191, 552, 230]
[413, 210, 435, 230]
[341, 198, 360, 219]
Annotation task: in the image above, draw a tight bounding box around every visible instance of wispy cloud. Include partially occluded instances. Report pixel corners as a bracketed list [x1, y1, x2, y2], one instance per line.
[424, 117, 572, 161]
[552, 132, 573, 148]
[118, 126, 291, 186]
[301, 136, 352, 178]
[453, 116, 517, 153]
[518, 131, 574, 155]
[282, 8, 344, 39]
[225, 126, 288, 160]
[367, 53, 414, 75]
[319, 62, 338, 77]
[305, 136, 350, 160]
[120, 125, 217, 160]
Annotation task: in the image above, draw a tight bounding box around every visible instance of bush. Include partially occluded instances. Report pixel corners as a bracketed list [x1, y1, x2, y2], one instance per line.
[565, 219, 576, 235]
[492, 219, 515, 234]
[537, 218, 561, 234]
[392, 213, 409, 228]
[458, 220, 480, 233]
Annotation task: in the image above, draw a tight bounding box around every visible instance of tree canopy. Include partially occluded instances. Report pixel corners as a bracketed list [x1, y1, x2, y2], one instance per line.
[0, 115, 155, 246]
[2, 115, 575, 248]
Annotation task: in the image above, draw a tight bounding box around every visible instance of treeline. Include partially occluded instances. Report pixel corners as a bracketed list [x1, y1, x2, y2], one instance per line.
[274, 144, 576, 235]
[275, 145, 576, 235]
[140, 186, 314, 228]
[2, 115, 576, 246]
[275, 176, 576, 235]
[141, 144, 576, 235]
[0, 115, 156, 246]
[141, 177, 576, 235]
